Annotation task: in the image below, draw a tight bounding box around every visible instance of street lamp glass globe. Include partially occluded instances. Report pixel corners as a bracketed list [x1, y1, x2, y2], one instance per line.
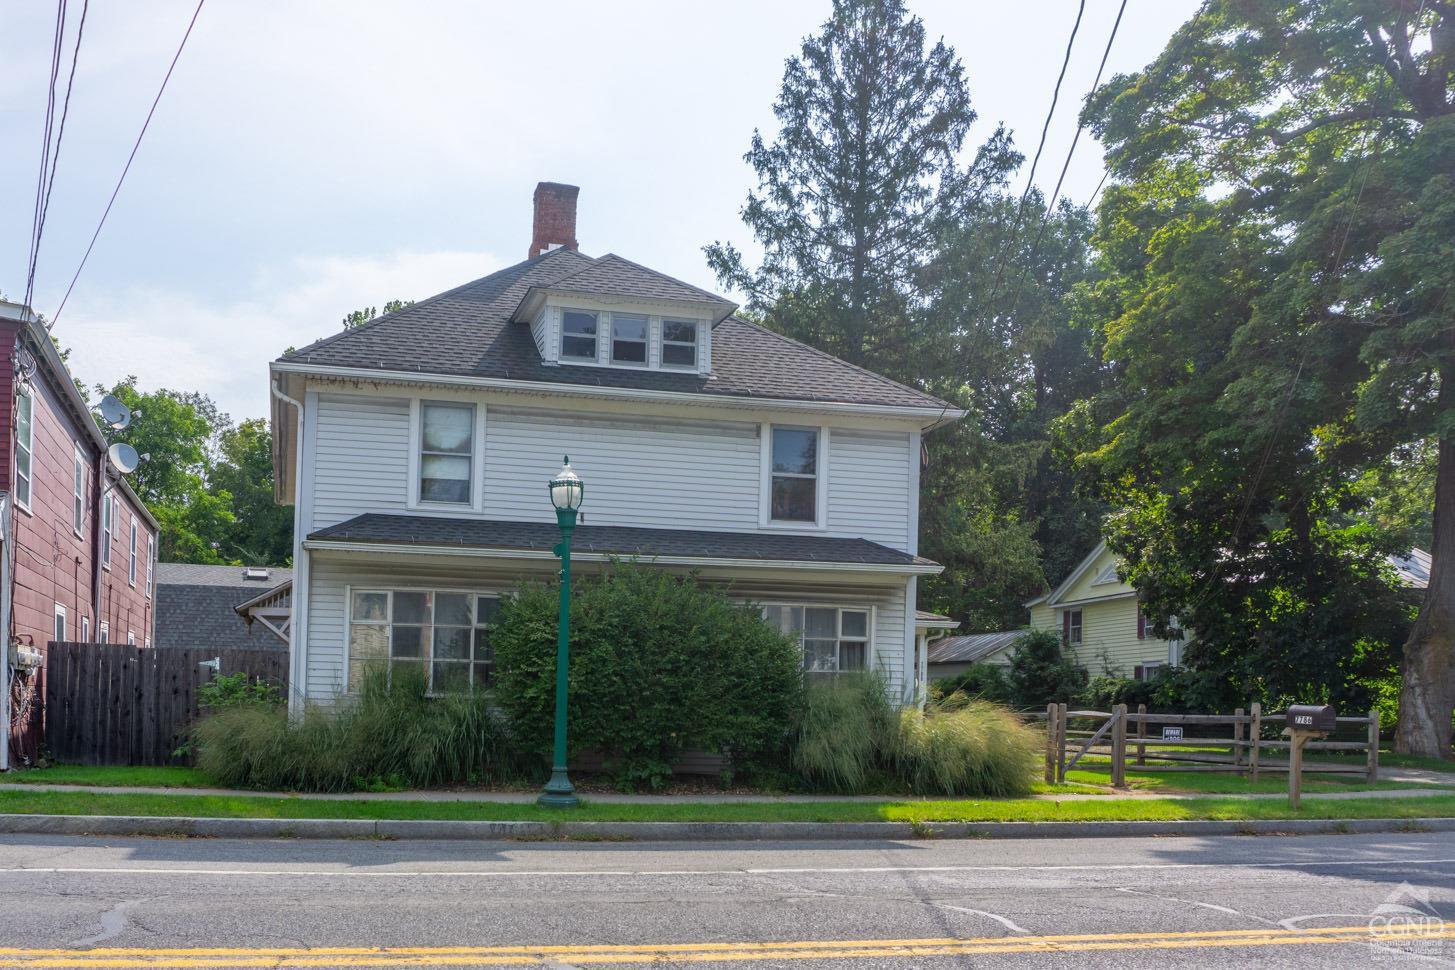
[549, 456, 584, 511]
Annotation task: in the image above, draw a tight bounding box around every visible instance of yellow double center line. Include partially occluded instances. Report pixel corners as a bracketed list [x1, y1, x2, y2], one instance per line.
[1, 924, 1449, 967]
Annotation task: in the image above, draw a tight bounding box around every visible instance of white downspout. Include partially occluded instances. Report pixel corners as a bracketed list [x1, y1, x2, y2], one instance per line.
[271, 379, 307, 720]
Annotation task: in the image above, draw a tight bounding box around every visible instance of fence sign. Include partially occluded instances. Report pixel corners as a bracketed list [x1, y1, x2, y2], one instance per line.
[1162, 725, 1184, 741]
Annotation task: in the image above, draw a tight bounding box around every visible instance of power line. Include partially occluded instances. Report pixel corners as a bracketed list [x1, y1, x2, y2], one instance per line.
[1003, 0, 1129, 320]
[28, 0, 89, 312]
[981, 0, 1088, 320]
[25, 0, 68, 311]
[50, 0, 205, 328]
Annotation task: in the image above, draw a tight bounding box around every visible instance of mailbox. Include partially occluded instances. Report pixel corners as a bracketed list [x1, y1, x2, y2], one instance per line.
[1286, 704, 1337, 734]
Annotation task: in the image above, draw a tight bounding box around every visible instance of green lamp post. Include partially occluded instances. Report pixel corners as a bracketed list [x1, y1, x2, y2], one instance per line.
[538, 456, 584, 808]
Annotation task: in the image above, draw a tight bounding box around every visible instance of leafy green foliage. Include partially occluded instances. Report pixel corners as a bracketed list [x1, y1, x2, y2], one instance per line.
[1077, 1, 1451, 750]
[193, 667, 526, 792]
[1007, 630, 1085, 709]
[1080, 669, 1233, 716]
[791, 674, 1039, 797]
[491, 565, 804, 790]
[210, 419, 293, 566]
[197, 672, 281, 711]
[341, 299, 414, 330]
[931, 664, 1012, 705]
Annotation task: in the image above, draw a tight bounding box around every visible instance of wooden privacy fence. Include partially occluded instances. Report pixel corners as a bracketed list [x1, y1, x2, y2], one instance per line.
[1041, 702, 1380, 786]
[43, 642, 289, 766]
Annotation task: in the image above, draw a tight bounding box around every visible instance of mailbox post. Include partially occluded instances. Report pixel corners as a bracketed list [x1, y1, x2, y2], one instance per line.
[1282, 704, 1337, 809]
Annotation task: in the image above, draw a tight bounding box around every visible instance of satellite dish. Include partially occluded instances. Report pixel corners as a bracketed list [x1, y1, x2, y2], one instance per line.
[107, 442, 140, 475]
[99, 395, 132, 430]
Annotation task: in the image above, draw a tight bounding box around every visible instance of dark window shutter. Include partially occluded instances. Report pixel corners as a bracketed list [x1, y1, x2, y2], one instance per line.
[1137, 608, 1146, 640]
[1062, 610, 1071, 644]
[1134, 665, 1145, 681]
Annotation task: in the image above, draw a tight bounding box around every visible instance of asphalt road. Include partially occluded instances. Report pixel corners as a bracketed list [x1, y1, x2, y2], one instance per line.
[0, 831, 1452, 968]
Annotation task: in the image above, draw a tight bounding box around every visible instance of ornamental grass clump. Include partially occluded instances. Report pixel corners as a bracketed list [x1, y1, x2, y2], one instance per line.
[792, 675, 1040, 797]
[193, 667, 528, 792]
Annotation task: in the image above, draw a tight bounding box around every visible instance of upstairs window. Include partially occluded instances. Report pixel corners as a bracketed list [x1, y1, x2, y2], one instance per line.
[768, 425, 819, 523]
[560, 309, 599, 361]
[418, 402, 474, 504]
[610, 313, 647, 364]
[53, 603, 66, 643]
[73, 447, 86, 536]
[661, 319, 698, 367]
[1062, 608, 1083, 647]
[129, 517, 138, 586]
[101, 493, 113, 568]
[99, 621, 109, 644]
[15, 387, 33, 510]
[146, 535, 155, 598]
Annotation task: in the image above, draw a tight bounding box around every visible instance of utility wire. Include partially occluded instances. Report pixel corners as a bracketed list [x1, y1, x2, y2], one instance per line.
[981, 0, 1087, 320]
[25, 0, 68, 312]
[27, 0, 89, 313]
[50, 0, 205, 328]
[1003, 0, 1129, 321]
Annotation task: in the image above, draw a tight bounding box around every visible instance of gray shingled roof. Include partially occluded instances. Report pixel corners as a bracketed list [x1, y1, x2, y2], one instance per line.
[527, 253, 734, 315]
[927, 630, 1025, 665]
[309, 513, 935, 568]
[154, 565, 294, 651]
[280, 248, 950, 411]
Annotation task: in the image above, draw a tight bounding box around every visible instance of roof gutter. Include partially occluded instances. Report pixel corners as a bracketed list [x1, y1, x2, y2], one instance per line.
[302, 538, 944, 576]
[269, 360, 967, 426]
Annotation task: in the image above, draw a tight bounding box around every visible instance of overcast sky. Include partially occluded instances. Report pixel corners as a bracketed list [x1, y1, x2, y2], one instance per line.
[2, 0, 1199, 423]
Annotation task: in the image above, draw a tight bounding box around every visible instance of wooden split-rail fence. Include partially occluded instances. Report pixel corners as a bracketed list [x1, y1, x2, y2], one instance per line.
[1041, 702, 1380, 787]
[43, 641, 289, 766]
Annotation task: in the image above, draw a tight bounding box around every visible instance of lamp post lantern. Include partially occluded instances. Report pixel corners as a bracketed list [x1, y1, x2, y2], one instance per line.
[539, 456, 584, 808]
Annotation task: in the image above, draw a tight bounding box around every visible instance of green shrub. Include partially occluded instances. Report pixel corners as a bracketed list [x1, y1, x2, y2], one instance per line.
[198, 672, 282, 711]
[932, 663, 1012, 704]
[792, 675, 1040, 797]
[1008, 629, 1086, 708]
[492, 564, 804, 790]
[194, 667, 527, 792]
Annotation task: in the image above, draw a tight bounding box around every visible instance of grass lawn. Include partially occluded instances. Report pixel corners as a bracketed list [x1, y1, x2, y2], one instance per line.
[1062, 766, 1450, 795]
[0, 788, 1452, 825]
[0, 765, 213, 788]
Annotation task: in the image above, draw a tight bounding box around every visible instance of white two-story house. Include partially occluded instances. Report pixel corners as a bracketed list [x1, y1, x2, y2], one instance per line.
[268, 182, 963, 714]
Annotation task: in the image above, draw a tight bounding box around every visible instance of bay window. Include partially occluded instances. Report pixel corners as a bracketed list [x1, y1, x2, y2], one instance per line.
[610, 313, 647, 364]
[418, 402, 474, 504]
[763, 604, 870, 674]
[348, 589, 500, 693]
[661, 319, 697, 367]
[560, 309, 599, 361]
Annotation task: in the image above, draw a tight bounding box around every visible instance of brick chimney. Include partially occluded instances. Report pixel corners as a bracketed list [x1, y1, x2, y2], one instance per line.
[528, 181, 580, 259]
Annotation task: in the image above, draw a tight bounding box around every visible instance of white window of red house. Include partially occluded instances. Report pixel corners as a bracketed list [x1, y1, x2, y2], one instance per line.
[99, 621, 109, 644]
[15, 386, 33, 511]
[72, 446, 85, 537]
[146, 535, 154, 597]
[1062, 609, 1083, 647]
[101, 493, 113, 568]
[53, 603, 66, 642]
[81, 616, 90, 642]
[128, 516, 138, 586]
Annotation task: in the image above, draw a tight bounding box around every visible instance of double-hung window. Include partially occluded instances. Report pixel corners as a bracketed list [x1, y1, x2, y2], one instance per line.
[53, 603, 66, 642]
[560, 309, 599, 361]
[764, 605, 870, 674]
[101, 494, 113, 568]
[610, 313, 647, 364]
[72, 446, 85, 536]
[1062, 609, 1083, 647]
[15, 387, 33, 510]
[768, 425, 820, 523]
[128, 517, 138, 586]
[81, 616, 90, 642]
[146, 535, 155, 598]
[418, 402, 474, 504]
[99, 621, 109, 644]
[661, 319, 698, 367]
[348, 589, 501, 693]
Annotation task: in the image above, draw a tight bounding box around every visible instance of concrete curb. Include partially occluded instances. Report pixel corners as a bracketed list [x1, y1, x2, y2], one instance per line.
[0, 813, 1452, 841]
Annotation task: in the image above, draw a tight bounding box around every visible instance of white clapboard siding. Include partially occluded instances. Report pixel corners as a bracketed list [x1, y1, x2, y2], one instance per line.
[484, 407, 762, 530]
[825, 429, 912, 549]
[311, 395, 411, 529]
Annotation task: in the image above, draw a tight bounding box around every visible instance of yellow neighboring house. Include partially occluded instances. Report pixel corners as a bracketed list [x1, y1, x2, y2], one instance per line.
[1024, 541, 1184, 680]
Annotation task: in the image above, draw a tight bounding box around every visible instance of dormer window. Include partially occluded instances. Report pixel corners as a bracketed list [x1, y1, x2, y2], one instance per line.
[611, 314, 648, 364]
[662, 319, 698, 368]
[560, 310, 598, 361]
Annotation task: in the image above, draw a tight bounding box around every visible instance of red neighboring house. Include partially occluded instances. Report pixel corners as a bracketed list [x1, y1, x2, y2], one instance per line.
[0, 300, 158, 768]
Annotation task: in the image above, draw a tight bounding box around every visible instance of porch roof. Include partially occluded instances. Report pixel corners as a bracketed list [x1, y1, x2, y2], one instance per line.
[306, 513, 941, 574]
